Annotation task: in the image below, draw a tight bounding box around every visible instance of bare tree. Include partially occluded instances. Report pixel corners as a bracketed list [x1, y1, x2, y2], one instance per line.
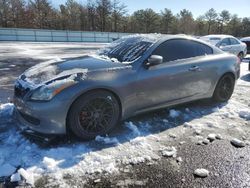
[131, 9, 160, 33]
[227, 14, 242, 36]
[178, 9, 194, 34]
[96, 0, 111, 32]
[218, 10, 231, 33]
[87, 0, 96, 31]
[160, 8, 174, 34]
[204, 8, 218, 34]
[0, 0, 11, 27]
[27, 0, 55, 29]
[111, 0, 126, 32]
[195, 16, 206, 35]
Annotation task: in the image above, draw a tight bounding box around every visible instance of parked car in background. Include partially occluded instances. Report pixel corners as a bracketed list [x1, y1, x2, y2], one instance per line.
[240, 37, 250, 71]
[200, 35, 247, 60]
[241, 37, 250, 54]
[14, 35, 240, 140]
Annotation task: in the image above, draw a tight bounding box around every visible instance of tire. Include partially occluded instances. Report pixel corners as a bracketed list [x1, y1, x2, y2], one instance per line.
[212, 74, 235, 102]
[67, 90, 120, 140]
[238, 52, 244, 61]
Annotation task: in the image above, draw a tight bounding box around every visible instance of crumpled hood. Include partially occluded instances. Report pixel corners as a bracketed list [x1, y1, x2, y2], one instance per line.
[20, 55, 130, 86]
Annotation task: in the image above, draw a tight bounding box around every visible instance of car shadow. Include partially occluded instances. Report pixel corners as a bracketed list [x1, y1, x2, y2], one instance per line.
[241, 73, 250, 82]
[16, 99, 226, 170]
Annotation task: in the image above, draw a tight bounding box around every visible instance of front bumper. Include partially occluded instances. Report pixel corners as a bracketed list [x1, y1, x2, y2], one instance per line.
[13, 96, 69, 135]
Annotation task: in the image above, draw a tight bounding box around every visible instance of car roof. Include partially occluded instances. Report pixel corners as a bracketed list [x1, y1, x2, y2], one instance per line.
[121, 34, 219, 52]
[122, 34, 201, 44]
[202, 34, 235, 40]
[241, 37, 250, 42]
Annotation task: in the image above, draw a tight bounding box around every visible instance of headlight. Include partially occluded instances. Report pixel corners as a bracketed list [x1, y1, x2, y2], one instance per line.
[30, 79, 76, 101]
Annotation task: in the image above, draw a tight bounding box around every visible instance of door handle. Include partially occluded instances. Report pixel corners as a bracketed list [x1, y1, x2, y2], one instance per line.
[189, 66, 201, 71]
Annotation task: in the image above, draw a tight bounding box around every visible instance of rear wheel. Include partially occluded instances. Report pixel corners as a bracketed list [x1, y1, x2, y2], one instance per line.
[212, 74, 235, 102]
[67, 91, 120, 140]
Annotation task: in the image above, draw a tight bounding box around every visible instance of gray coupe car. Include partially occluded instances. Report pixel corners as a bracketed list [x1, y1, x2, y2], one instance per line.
[14, 35, 240, 140]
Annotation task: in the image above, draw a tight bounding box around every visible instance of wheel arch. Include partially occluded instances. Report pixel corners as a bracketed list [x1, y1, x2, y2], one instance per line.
[65, 88, 123, 133]
[212, 71, 236, 95]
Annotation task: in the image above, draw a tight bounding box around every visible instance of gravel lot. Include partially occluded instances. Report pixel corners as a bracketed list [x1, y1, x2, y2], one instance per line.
[0, 42, 250, 187]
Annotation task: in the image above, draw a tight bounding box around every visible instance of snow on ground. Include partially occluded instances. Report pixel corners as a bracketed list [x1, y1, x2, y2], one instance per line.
[0, 62, 250, 186]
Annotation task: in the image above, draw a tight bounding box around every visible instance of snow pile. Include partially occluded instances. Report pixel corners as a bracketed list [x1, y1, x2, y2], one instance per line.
[194, 168, 209, 178]
[231, 138, 245, 148]
[95, 135, 119, 145]
[169, 109, 181, 118]
[10, 173, 21, 182]
[125, 121, 141, 137]
[0, 102, 161, 186]
[161, 146, 177, 157]
[238, 109, 250, 120]
[0, 103, 14, 117]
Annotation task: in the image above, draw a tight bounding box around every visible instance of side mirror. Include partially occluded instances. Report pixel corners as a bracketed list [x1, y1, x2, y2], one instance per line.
[145, 55, 163, 67]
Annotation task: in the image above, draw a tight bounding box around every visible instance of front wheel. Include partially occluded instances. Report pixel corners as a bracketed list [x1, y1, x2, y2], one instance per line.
[67, 91, 120, 140]
[212, 74, 235, 102]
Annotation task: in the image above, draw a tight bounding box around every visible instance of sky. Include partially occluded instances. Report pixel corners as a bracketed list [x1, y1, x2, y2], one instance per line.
[52, 0, 250, 18]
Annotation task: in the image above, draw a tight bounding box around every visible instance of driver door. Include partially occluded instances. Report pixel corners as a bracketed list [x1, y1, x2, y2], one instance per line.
[136, 39, 214, 111]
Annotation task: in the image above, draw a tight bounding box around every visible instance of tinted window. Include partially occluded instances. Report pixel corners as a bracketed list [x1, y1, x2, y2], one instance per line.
[230, 38, 240, 45]
[152, 39, 213, 62]
[220, 38, 231, 46]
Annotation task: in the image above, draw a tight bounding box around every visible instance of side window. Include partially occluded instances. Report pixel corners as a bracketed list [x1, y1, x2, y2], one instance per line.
[220, 38, 231, 46]
[152, 39, 213, 62]
[230, 38, 240, 45]
[194, 42, 213, 56]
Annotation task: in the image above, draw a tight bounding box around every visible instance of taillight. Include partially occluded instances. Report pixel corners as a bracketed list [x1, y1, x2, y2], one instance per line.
[237, 57, 241, 64]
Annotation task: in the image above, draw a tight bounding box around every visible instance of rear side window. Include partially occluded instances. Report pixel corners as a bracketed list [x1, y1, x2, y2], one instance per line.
[229, 38, 240, 45]
[220, 38, 231, 46]
[153, 39, 213, 62]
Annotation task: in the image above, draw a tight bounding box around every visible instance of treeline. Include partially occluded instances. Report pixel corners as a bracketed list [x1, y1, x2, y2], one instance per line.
[0, 0, 250, 36]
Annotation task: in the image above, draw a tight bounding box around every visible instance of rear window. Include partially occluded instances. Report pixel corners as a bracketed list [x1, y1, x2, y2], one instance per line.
[153, 39, 213, 62]
[209, 37, 222, 41]
[230, 38, 240, 45]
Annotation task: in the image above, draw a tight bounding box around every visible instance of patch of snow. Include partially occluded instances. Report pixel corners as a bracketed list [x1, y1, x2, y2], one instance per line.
[0, 103, 14, 116]
[169, 109, 181, 118]
[123, 156, 152, 165]
[176, 157, 183, 163]
[194, 129, 202, 135]
[202, 139, 210, 145]
[161, 147, 177, 157]
[95, 136, 119, 145]
[215, 134, 222, 140]
[10, 172, 21, 182]
[0, 163, 16, 177]
[207, 134, 217, 141]
[42, 157, 62, 172]
[179, 141, 186, 145]
[239, 109, 250, 120]
[125, 121, 141, 137]
[183, 122, 192, 127]
[169, 133, 177, 138]
[18, 168, 34, 186]
[194, 168, 209, 178]
[231, 138, 245, 148]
